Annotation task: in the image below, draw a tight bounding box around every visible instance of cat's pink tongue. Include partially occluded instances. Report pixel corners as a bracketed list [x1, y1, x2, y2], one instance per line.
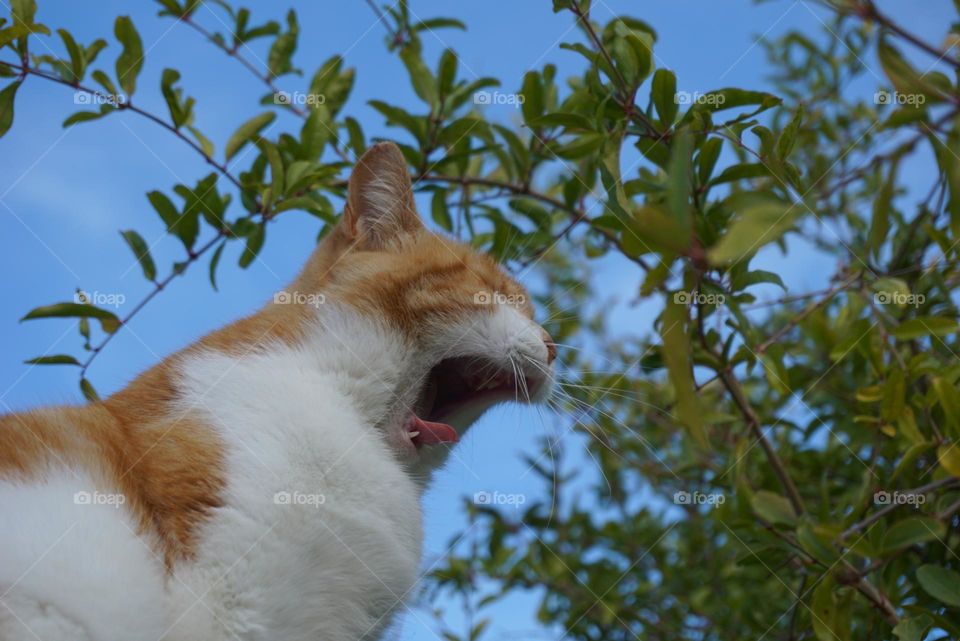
[411, 415, 459, 445]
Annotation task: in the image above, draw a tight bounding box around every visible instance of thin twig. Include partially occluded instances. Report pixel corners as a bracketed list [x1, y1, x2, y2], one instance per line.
[0, 60, 245, 191]
[719, 368, 806, 515]
[839, 477, 960, 539]
[179, 16, 308, 118]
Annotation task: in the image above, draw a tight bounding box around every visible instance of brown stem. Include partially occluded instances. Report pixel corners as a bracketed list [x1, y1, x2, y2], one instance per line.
[79, 232, 228, 379]
[0, 60, 245, 192]
[839, 477, 960, 539]
[179, 17, 308, 118]
[862, 1, 960, 71]
[755, 275, 858, 354]
[719, 368, 806, 515]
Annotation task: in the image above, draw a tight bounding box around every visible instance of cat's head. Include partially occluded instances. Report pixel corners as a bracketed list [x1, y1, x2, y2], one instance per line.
[294, 142, 555, 469]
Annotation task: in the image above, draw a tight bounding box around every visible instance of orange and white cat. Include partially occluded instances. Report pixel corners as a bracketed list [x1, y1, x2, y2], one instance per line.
[0, 142, 555, 641]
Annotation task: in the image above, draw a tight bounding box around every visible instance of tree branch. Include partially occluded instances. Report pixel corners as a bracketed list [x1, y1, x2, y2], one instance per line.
[178, 16, 308, 118]
[0, 60, 245, 192]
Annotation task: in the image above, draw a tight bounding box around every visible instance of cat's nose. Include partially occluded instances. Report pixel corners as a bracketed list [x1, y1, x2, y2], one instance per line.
[542, 330, 557, 365]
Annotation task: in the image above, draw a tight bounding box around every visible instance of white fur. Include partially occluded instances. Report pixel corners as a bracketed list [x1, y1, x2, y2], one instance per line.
[0, 302, 550, 641]
[0, 469, 168, 641]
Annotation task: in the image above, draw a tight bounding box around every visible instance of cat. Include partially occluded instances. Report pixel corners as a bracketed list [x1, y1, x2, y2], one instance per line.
[0, 142, 556, 641]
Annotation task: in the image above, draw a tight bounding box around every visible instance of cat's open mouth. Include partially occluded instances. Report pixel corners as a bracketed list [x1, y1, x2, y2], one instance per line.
[403, 356, 540, 451]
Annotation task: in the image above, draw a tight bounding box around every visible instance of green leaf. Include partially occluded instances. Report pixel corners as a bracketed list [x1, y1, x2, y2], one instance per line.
[776, 104, 804, 160]
[114, 16, 144, 96]
[431, 188, 452, 232]
[400, 48, 437, 106]
[119, 230, 157, 281]
[368, 100, 425, 142]
[660, 300, 707, 447]
[208, 240, 226, 291]
[697, 137, 722, 185]
[731, 269, 786, 291]
[811, 577, 852, 641]
[520, 71, 543, 125]
[411, 17, 466, 32]
[869, 155, 900, 257]
[187, 125, 214, 157]
[882, 517, 946, 552]
[259, 140, 284, 208]
[11, 0, 38, 25]
[24, 354, 81, 366]
[796, 522, 839, 564]
[239, 223, 265, 268]
[939, 444, 960, 477]
[686, 88, 781, 114]
[437, 49, 457, 95]
[62, 109, 110, 127]
[160, 68, 195, 129]
[666, 128, 692, 227]
[651, 68, 677, 124]
[892, 317, 958, 340]
[0, 80, 21, 138]
[709, 162, 769, 186]
[893, 616, 932, 641]
[225, 112, 276, 161]
[267, 10, 299, 78]
[750, 490, 797, 527]
[0, 23, 34, 49]
[80, 377, 100, 402]
[709, 194, 797, 265]
[916, 565, 960, 607]
[57, 28, 84, 81]
[21, 302, 121, 334]
[147, 189, 198, 251]
[622, 205, 691, 255]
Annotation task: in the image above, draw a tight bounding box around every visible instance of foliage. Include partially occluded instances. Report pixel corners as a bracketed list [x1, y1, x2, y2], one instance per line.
[2, 0, 960, 639]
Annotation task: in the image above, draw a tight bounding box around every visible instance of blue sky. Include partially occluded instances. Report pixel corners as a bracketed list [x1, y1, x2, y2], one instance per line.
[0, 1, 954, 639]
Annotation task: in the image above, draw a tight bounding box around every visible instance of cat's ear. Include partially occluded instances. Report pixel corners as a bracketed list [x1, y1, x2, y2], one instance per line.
[344, 142, 422, 249]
